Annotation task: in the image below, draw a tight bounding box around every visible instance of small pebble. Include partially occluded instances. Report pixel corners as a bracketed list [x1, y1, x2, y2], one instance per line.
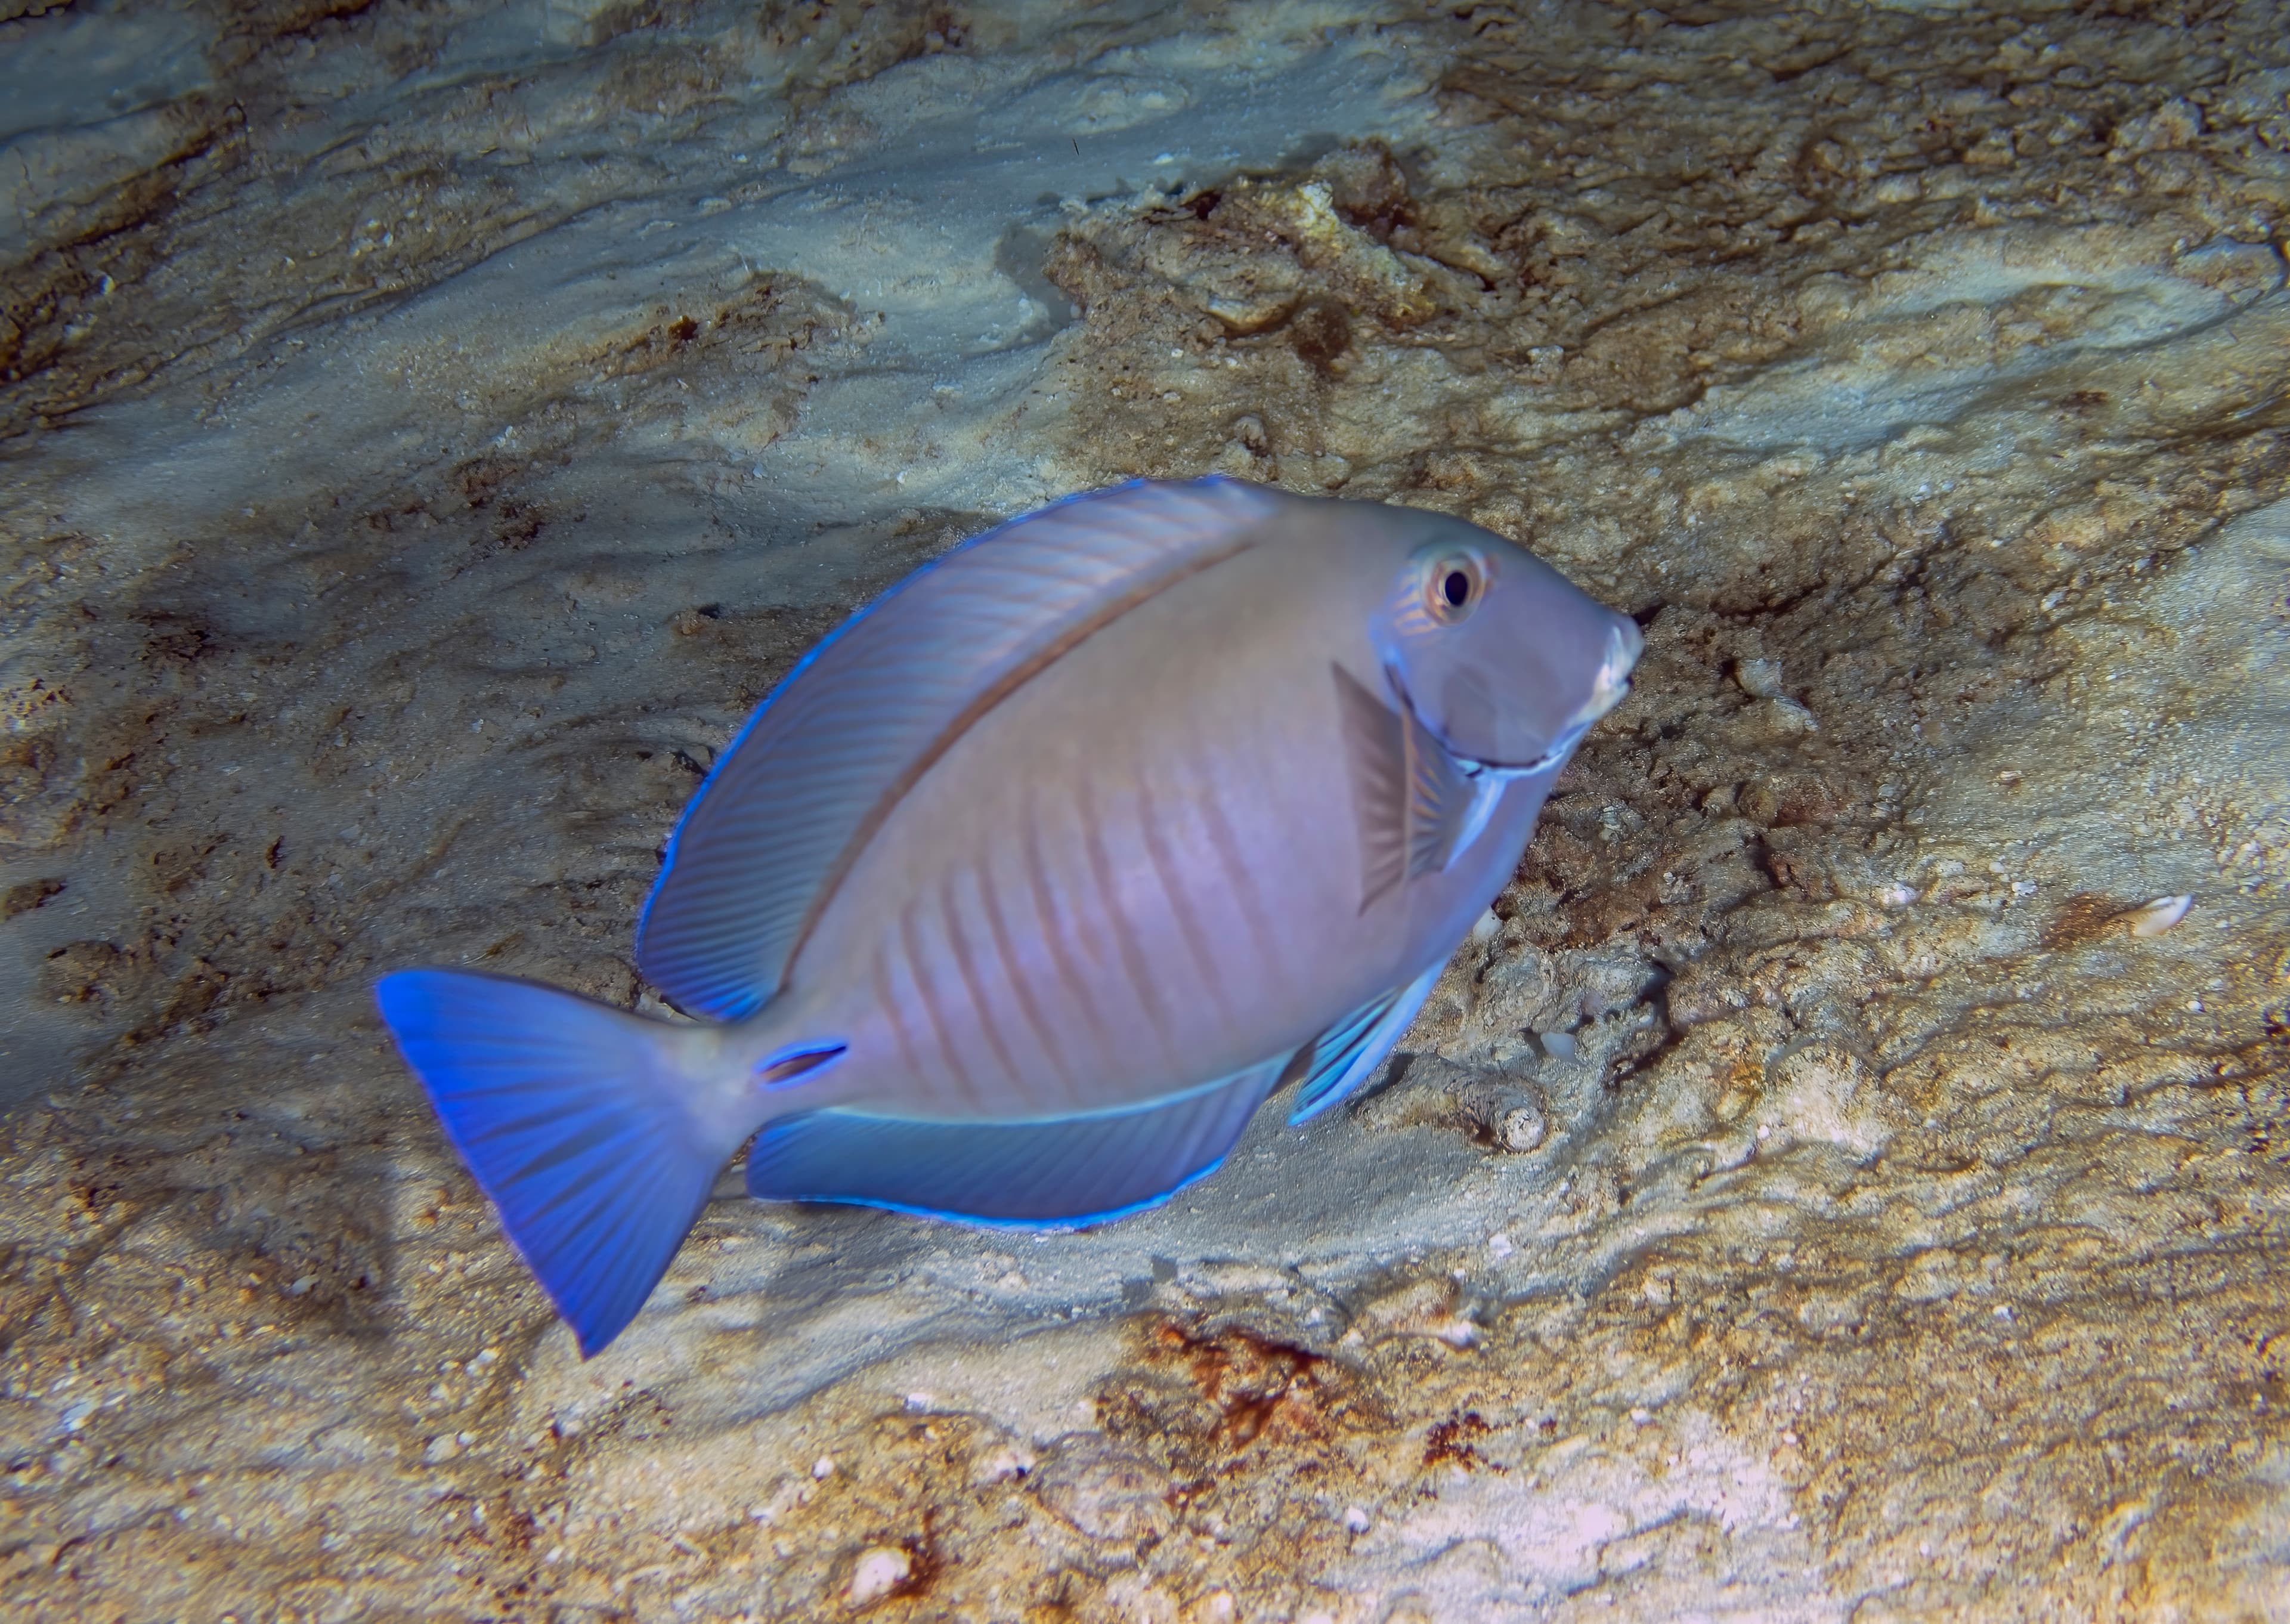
[1343, 1505, 1372, 1533]
[846, 1545, 911, 1605]
[1469, 908, 1501, 944]
[1735, 658, 1784, 697]
[812, 1455, 836, 1480]
[1766, 696, 1820, 733]
[1455, 1080, 1547, 1152]
[979, 1445, 1034, 1484]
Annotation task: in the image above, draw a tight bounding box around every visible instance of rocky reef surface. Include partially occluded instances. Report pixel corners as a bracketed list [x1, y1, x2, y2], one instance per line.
[1, 0, 2286, 1618]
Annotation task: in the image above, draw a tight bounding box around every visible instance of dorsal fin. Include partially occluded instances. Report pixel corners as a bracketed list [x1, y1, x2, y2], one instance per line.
[638, 478, 1287, 1020]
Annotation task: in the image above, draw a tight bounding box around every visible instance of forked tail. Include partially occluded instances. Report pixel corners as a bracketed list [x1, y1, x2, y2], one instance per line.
[375, 969, 747, 1356]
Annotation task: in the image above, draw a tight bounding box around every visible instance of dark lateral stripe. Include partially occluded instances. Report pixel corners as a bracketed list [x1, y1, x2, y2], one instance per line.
[902, 900, 982, 1110]
[874, 949, 927, 1078]
[977, 849, 1071, 1104]
[1078, 773, 1175, 1063]
[940, 868, 1022, 1097]
[1136, 771, 1233, 1030]
[1022, 788, 1114, 1066]
[1194, 755, 1285, 989]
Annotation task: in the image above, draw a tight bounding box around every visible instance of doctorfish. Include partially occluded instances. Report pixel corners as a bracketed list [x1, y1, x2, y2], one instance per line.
[376, 478, 1641, 1355]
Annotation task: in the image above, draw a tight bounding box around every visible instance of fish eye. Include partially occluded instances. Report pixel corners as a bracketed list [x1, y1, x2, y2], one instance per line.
[1423, 553, 1484, 624]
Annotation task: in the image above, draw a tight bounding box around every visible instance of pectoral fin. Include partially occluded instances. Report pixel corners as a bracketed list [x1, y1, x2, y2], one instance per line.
[1334, 664, 1494, 912]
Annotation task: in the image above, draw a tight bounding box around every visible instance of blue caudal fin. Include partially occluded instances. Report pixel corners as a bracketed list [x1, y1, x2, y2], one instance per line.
[375, 970, 742, 1357]
[745, 1058, 1288, 1227]
[1288, 961, 1444, 1124]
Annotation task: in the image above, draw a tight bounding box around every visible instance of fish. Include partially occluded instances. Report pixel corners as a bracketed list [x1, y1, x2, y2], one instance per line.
[375, 477, 1641, 1354]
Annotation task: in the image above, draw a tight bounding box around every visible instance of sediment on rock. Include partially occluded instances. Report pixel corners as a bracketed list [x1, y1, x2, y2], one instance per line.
[0, 0, 2285, 1617]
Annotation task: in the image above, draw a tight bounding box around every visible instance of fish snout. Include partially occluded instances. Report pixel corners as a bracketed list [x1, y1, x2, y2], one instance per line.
[1570, 613, 1642, 728]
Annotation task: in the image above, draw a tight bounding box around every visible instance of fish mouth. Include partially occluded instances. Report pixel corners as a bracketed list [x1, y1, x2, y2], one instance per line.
[1384, 617, 1640, 778]
[1385, 665, 1596, 779]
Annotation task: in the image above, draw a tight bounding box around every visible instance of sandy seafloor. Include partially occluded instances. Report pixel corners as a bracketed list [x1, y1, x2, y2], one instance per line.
[2, 0, 2288, 1616]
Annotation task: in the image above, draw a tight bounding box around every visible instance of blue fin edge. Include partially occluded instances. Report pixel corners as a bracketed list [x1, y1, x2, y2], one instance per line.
[1289, 961, 1445, 1124]
[770, 1153, 1233, 1233]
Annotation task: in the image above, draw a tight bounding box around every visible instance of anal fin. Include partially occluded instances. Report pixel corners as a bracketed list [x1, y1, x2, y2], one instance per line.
[745, 1059, 1288, 1227]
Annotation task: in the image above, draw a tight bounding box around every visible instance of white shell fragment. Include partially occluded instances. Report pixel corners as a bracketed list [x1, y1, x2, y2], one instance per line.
[1766, 697, 1821, 734]
[847, 1545, 912, 1606]
[1735, 660, 1816, 730]
[1342, 1276, 1481, 1349]
[1469, 908, 1502, 943]
[1735, 658, 1785, 698]
[2124, 895, 2193, 937]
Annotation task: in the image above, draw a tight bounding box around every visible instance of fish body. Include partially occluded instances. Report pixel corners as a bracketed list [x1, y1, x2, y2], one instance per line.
[763, 525, 1526, 1117]
[378, 479, 1639, 1353]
